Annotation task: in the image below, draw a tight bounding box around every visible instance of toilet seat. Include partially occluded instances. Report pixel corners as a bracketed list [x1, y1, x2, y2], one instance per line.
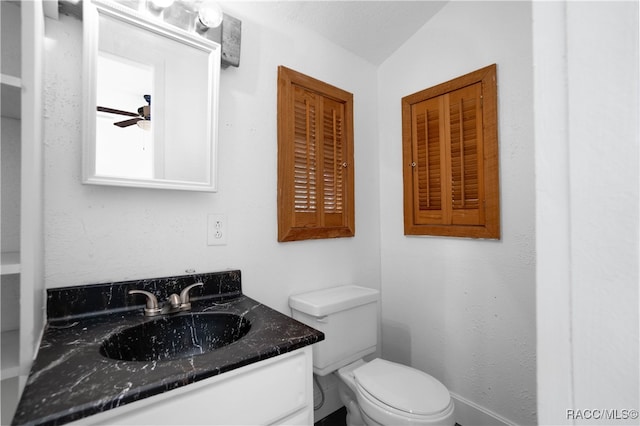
[353, 359, 454, 425]
[356, 381, 455, 425]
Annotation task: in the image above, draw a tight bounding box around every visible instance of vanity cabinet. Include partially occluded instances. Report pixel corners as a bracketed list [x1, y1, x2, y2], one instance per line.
[75, 346, 314, 425]
[0, 1, 45, 423]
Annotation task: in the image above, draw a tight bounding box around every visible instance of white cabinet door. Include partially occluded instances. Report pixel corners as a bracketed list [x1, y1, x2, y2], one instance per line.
[273, 406, 313, 425]
[78, 346, 313, 426]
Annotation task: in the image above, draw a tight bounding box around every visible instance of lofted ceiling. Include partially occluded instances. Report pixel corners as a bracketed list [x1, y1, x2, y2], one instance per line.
[221, 1, 448, 65]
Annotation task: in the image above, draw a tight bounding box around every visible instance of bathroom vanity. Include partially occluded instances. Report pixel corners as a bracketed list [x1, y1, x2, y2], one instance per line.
[12, 271, 324, 425]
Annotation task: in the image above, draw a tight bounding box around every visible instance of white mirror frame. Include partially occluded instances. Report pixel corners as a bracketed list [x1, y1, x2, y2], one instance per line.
[82, 0, 221, 192]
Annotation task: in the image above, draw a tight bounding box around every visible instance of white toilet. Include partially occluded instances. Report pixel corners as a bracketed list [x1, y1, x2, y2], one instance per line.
[289, 285, 455, 426]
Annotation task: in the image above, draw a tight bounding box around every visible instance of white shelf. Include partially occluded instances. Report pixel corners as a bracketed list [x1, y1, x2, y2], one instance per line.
[1, 252, 20, 275]
[1, 73, 21, 119]
[1, 329, 19, 380]
[1, 73, 21, 88]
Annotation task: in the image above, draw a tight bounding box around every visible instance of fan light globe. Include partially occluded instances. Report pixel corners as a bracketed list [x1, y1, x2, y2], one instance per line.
[137, 120, 151, 131]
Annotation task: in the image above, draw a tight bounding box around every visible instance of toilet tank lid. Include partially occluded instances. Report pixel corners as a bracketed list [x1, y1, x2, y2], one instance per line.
[289, 285, 379, 317]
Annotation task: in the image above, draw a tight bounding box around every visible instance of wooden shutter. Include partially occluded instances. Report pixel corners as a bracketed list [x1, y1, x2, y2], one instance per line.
[411, 96, 446, 225]
[322, 97, 347, 227]
[292, 86, 318, 227]
[402, 64, 499, 239]
[447, 83, 484, 226]
[278, 66, 355, 242]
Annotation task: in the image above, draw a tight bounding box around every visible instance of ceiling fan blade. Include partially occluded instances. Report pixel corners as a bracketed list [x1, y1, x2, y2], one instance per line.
[114, 118, 142, 128]
[97, 106, 140, 117]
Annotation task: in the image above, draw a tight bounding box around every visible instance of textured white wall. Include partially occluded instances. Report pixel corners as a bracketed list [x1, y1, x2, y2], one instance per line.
[42, 9, 381, 317]
[377, 2, 536, 425]
[535, 1, 640, 424]
[39, 1, 640, 425]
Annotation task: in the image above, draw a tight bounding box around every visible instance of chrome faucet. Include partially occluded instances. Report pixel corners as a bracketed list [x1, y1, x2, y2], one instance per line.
[129, 282, 204, 317]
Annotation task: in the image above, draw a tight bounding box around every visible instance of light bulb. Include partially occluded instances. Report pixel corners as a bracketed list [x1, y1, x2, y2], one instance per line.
[149, 0, 174, 10]
[197, 2, 223, 29]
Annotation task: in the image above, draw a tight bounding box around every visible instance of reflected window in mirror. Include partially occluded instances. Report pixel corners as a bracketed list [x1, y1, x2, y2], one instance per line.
[96, 53, 154, 179]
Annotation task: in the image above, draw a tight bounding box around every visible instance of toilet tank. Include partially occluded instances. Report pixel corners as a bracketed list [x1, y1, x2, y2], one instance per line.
[289, 286, 379, 376]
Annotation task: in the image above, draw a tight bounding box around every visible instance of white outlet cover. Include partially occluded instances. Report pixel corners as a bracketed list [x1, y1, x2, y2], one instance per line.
[207, 214, 227, 245]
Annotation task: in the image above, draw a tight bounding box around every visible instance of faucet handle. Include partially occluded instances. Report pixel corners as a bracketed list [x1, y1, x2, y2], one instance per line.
[179, 282, 204, 310]
[168, 293, 182, 309]
[129, 290, 162, 316]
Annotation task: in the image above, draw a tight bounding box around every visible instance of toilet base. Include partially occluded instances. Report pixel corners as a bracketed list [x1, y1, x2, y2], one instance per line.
[337, 371, 365, 426]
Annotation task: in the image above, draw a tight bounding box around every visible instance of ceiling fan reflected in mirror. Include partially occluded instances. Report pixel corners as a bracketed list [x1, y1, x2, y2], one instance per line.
[97, 95, 151, 130]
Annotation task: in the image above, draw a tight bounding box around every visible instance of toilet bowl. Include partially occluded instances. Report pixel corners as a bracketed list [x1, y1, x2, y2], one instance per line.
[338, 358, 454, 426]
[289, 285, 455, 426]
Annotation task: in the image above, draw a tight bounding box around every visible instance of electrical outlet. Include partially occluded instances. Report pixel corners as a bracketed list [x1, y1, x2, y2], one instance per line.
[207, 214, 227, 246]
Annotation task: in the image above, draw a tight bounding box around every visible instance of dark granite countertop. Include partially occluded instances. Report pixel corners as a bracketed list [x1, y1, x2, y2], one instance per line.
[12, 270, 324, 426]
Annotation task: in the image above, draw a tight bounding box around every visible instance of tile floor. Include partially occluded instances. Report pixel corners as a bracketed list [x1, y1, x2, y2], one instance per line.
[314, 407, 347, 426]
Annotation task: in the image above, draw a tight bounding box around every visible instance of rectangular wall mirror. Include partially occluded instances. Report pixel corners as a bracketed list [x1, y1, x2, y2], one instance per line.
[83, 0, 220, 191]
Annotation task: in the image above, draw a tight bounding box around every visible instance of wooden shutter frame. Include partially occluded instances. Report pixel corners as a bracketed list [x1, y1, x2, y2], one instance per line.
[278, 66, 355, 242]
[401, 64, 500, 239]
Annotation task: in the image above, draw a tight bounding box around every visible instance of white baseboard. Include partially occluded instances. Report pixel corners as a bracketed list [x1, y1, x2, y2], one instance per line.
[450, 392, 517, 426]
